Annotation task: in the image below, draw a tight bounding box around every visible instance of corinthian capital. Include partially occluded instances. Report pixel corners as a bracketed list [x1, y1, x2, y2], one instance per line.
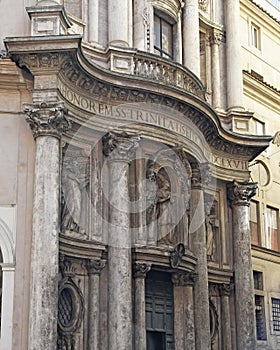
[24, 101, 71, 139]
[86, 259, 106, 275]
[133, 262, 151, 278]
[102, 131, 140, 163]
[227, 180, 257, 207]
[191, 162, 212, 189]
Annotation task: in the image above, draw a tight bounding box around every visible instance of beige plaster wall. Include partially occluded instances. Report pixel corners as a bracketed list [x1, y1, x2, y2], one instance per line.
[0, 59, 35, 349]
[0, 0, 35, 51]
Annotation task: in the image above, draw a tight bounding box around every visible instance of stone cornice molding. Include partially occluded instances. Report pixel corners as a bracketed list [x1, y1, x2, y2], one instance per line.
[4, 35, 272, 160]
[133, 262, 152, 278]
[102, 131, 140, 163]
[24, 101, 71, 139]
[227, 180, 258, 207]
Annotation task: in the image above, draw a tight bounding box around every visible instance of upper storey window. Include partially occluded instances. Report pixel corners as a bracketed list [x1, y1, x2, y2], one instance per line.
[250, 23, 261, 50]
[154, 14, 174, 59]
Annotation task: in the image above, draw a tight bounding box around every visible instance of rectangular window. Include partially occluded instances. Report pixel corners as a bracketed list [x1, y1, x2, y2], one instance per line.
[250, 201, 260, 245]
[255, 295, 267, 340]
[272, 298, 280, 331]
[154, 14, 173, 59]
[251, 24, 260, 49]
[253, 271, 263, 290]
[265, 207, 279, 251]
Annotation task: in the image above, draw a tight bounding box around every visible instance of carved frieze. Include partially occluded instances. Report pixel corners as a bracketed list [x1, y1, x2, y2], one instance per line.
[227, 180, 258, 207]
[16, 52, 62, 74]
[24, 101, 71, 139]
[102, 131, 140, 163]
[58, 57, 261, 159]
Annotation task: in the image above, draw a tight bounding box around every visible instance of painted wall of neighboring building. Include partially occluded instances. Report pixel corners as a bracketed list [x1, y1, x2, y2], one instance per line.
[241, 1, 280, 348]
[0, 59, 34, 349]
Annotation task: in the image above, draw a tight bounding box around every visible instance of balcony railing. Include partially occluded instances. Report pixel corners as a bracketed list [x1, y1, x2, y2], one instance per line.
[132, 52, 206, 100]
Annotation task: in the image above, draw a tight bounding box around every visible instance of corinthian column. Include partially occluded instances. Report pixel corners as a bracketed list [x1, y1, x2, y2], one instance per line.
[24, 102, 71, 350]
[86, 259, 106, 350]
[133, 262, 151, 350]
[228, 181, 257, 350]
[183, 0, 200, 77]
[102, 131, 140, 350]
[225, 0, 244, 111]
[189, 163, 211, 350]
[210, 29, 224, 110]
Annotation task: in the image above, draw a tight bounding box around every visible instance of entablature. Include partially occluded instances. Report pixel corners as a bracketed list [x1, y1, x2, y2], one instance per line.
[4, 34, 272, 182]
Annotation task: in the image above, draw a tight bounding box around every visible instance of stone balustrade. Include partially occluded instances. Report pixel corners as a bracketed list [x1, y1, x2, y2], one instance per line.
[132, 52, 206, 100]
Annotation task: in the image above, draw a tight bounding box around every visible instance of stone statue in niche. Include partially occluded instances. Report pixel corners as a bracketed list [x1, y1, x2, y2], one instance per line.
[156, 168, 175, 244]
[205, 199, 219, 261]
[61, 149, 90, 235]
[146, 146, 191, 245]
[206, 213, 216, 260]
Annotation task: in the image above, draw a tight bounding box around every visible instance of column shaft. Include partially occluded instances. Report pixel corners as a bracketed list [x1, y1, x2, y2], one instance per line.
[108, 0, 132, 46]
[29, 136, 60, 350]
[211, 31, 223, 110]
[225, 0, 243, 111]
[108, 161, 132, 349]
[24, 101, 70, 350]
[189, 165, 211, 350]
[228, 181, 257, 350]
[221, 293, 232, 350]
[183, 0, 200, 77]
[103, 132, 139, 350]
[233, 204, 256, 349]
[88, 0, 99, 43]
[87, 259, 105, 350]
[134, 263, 151, 350]
[173, 273, 196, 350]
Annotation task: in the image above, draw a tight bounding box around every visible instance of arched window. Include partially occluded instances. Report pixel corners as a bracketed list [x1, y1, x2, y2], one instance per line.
[0, 212, 15, 349]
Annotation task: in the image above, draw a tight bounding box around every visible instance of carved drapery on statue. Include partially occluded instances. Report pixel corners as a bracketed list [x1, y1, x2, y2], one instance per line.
[61, 147, 90, 236]
[146, 145, 191, 246]
[204, 194, 219, 261]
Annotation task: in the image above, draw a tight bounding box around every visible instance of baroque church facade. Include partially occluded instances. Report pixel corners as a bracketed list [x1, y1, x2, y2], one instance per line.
[0, 0, 280, 349]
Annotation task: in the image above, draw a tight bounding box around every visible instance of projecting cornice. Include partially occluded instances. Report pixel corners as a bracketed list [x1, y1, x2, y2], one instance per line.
[4, 35, 272, 179]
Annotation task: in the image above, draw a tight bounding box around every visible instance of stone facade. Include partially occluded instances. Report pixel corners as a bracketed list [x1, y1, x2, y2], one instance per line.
[0, 0, 280, 349]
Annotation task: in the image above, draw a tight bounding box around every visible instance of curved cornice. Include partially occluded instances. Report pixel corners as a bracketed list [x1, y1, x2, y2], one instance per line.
[4, 35, 272, 164]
